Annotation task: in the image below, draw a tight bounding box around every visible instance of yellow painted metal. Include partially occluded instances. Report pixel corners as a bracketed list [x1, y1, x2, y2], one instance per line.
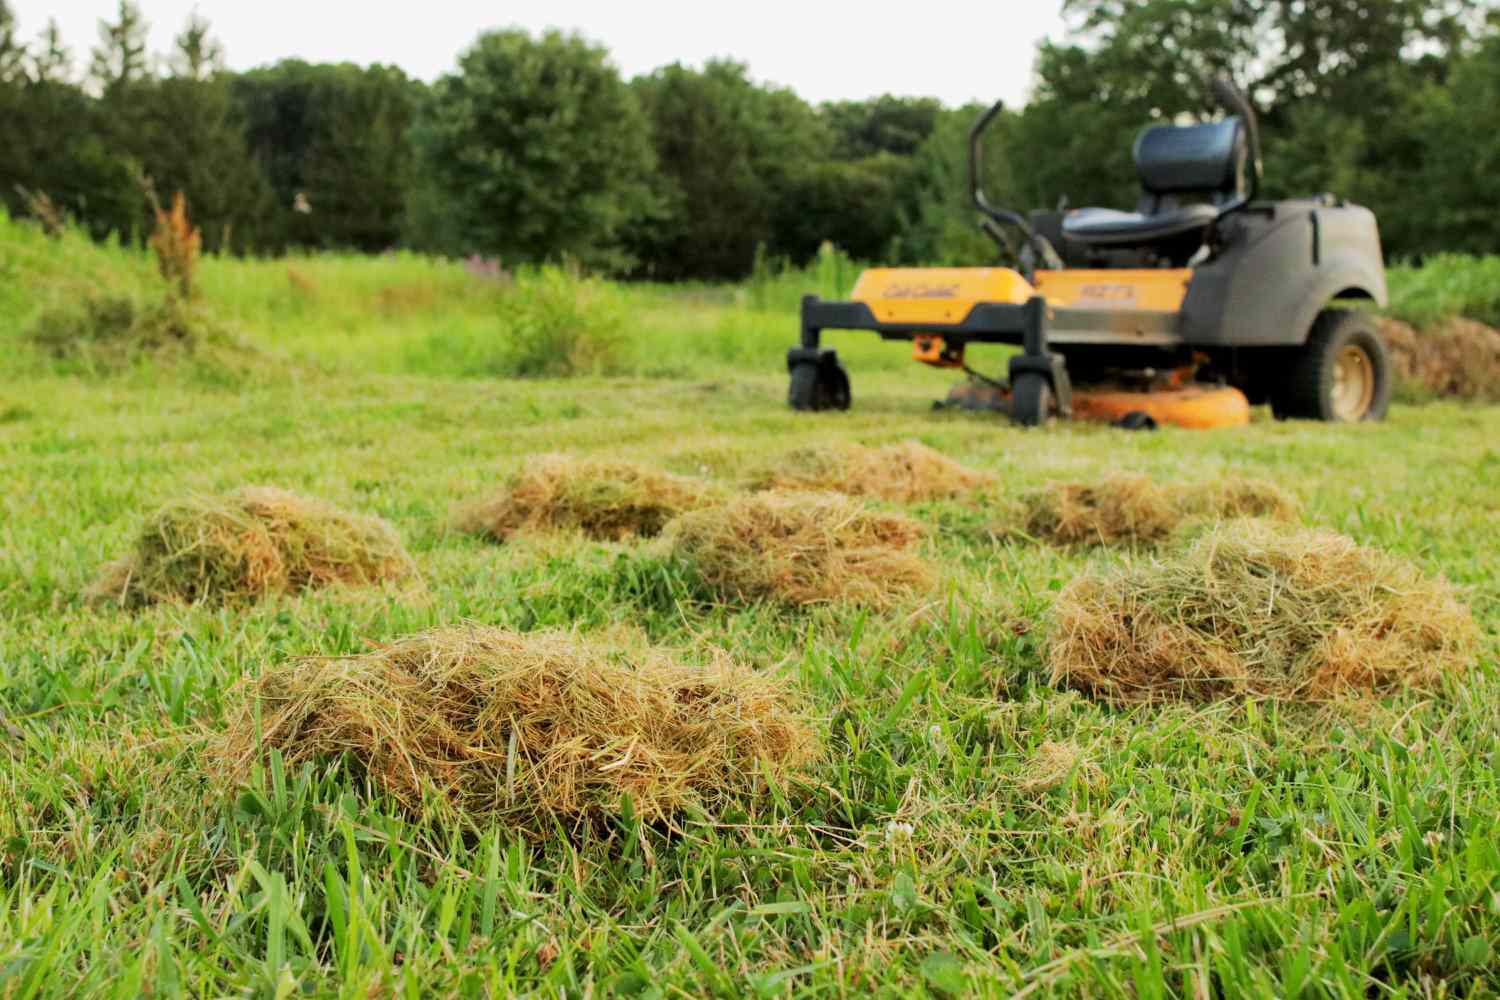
[1034, 268, 1193, 312]
[850, 267, 1035, 324]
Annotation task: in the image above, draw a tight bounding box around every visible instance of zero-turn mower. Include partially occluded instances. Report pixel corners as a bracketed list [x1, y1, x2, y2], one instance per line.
[786, 79, 1391, 428]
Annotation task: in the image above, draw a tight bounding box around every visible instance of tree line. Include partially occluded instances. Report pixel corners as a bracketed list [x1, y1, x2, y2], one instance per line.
[2, 0, 1497, 278]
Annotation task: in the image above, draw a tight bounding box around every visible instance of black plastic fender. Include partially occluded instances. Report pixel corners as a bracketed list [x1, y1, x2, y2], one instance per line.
[1180, 202, 1386, 348]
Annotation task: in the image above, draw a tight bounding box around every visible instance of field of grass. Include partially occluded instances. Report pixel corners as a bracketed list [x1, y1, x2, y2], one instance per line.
[1, 215, 1498, 996]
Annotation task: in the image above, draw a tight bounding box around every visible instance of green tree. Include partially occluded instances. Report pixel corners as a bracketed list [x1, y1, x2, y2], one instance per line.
[133, 14, 275, 254]
[899, 104, 1029, 266]
[408, 29, 656, 269]
[0, 76, 139, 237]
[823, 95, 943, 160]
[170, 9, 223, 81]
[0, 0, 26, 83]
[88, 0, 149, 95]
[30, 18, 70, 83]
[629, 60, 827, 279]
[1410, 28, 1500, 253]
[234, 60, 422, 251]
[774, 154, 922, 264]
[1011, 0, 1488, 256]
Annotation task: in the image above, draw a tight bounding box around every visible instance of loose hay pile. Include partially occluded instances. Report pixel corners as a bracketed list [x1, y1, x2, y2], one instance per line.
[749, 440, 989, 502]
[1048, 520, 1478, 702]
[1378, 317, 1500, 401]
[664, 491, 933, 607]
[217, 626, 817, 827]
[455, 455, 719, 542]
[93, 486, 414, 607]
[1015, 474, 1299, 545]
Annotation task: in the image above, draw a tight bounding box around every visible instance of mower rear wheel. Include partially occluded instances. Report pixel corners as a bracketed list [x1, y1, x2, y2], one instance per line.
[788, 360, 851, 412]
[1271, 310, 1391, 422]
[1010, 373, 1053, 427]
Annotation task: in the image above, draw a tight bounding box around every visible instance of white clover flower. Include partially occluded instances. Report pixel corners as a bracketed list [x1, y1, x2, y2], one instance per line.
[885, 820, 915, 842]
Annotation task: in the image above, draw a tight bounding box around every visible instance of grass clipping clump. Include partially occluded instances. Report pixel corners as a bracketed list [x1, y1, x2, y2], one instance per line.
[750, 440, 989, 502]
[455, 455, 719, 542]
[1016, 474, 1299, 545]
[664, 491, 933, 607]
[217, 626, 817, 827]
[1378, 317, 1500, 401]
[1049, 520, 1478, 702]
[93, 486, 414, 607]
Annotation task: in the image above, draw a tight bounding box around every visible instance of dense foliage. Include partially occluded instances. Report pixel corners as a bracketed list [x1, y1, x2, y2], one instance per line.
[1, 0, 1497, 274]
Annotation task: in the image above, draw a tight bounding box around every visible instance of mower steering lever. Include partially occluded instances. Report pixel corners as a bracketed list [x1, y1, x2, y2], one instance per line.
[969, 100, 1065, 274]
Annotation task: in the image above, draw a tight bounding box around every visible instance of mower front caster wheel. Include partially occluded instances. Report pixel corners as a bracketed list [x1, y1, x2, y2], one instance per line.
[1010, 373, 1054, 427]
[1272, 310, 1391, 422]
[788, 360, 851, 412]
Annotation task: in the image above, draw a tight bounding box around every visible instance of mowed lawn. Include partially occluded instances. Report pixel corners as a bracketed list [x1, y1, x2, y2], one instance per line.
[1, 239, 1498, 996]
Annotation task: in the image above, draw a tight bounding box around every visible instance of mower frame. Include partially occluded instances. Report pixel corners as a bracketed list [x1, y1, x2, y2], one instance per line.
[785, 78, 1392, 426]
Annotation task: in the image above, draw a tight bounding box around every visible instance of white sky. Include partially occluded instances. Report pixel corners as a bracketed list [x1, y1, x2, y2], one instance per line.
[14, 1, 1069, 107]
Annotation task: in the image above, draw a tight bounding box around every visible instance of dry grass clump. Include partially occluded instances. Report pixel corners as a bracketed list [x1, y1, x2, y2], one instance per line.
[1379, 317, 1500, 401]
[1048, 520, 1478, 702]
[749, 440, 989, 502]
[92, 486, 414, 607]
[664, 491, 934, 607]
[1015, 474, 1299, 546]
[216, 625, 818, 827]
[1020, 740, 1105, 793]
[455, 455, 720, 543]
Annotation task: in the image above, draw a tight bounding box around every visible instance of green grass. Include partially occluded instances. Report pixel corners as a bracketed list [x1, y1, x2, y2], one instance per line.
[1, 216, 1498, 996]
[1386, 254, 1500, 328]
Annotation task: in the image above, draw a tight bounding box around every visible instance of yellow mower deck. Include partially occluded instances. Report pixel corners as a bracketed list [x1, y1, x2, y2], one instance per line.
[834, 266, 1248, 430]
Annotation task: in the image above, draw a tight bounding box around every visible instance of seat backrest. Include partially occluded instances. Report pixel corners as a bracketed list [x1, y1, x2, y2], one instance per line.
[1133, 117, 1247, 200]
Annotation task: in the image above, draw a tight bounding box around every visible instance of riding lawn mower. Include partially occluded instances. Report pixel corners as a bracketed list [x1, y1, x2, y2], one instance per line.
[786, 79, 1391, 428]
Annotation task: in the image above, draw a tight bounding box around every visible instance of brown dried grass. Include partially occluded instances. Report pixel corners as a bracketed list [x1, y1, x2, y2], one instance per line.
[1378, 317, 1500, 401]
[1015, 474, 1299, 546]
[215, 625, 818, 828]
[454, 455, 721, 542]
[1020, 740, 1105, 793]
[664, 491, 934, 607]
[91, 486, 414, 607]
[749, 440, 989, 502]
[1048, 520, 1478, 703]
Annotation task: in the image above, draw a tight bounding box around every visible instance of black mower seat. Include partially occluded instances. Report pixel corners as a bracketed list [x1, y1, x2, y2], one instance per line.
[1061, 204, 1220, 245]
[1061, 117, 1248, 251]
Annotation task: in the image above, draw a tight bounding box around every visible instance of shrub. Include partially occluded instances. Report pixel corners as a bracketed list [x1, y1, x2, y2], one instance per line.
[502, 266, 626, 377]
[28, 294, 198, 371]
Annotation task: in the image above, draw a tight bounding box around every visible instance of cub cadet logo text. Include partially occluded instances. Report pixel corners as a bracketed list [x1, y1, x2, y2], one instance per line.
[1077, 284, 1138, 307]
[884, 284, 960, 299]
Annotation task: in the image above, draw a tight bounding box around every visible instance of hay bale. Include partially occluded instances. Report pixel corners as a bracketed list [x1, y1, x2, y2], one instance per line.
[92, 486, 414, 607]
[1015, 474, 1299, 546]
[1048, 520, 1478, 702]
[216, 625, 817, 827]
[749, 440, 989, 502]
[1379, 317, 1500, 401]
[455, 455, 719, 542]
[664, 491, 933, 607]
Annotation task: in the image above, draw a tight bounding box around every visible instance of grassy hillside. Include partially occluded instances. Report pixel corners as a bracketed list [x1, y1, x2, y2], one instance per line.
[1, 217, 1497, 996]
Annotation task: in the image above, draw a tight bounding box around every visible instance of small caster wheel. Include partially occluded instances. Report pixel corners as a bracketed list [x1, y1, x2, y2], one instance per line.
[788, 359, 851, 411]
[1009, 372, 1053, 427]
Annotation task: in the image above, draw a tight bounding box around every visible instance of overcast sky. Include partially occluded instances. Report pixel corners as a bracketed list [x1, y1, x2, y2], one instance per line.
[14, 1, 1070, 107]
